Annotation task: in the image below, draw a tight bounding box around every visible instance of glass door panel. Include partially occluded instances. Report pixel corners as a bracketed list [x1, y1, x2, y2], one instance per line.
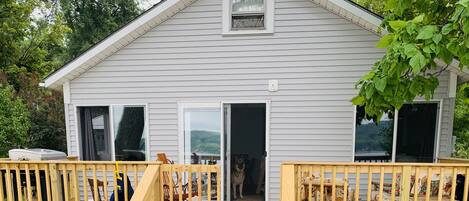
[396, 103, 438, 162]
[182, 103, 222, 200]
[183, 106, 222, 165]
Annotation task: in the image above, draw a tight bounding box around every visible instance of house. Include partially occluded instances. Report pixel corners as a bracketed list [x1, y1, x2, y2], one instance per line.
[42, 0, 469, 200]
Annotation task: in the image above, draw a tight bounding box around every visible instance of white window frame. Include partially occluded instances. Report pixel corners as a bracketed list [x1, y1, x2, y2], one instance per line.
[75, 103, 150, 161]
[222, 0, 274, 35]
[351, 99, 443, 163]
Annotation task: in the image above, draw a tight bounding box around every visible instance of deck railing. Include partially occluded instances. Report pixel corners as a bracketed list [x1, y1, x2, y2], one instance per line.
[131, 164, 221, 201]
[0, 160, 221, 201]
[281, 162, 469, 201]
[0, 160, 155, 201]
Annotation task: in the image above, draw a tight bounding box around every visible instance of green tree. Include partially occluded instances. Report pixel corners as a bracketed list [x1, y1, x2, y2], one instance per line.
[61, 0, 141, 60]
[28, 89, 67, 152]
[0, 85, 30, 157]
[351, 0, 385, 16]
[0, 0, 69, 153]
[1, 0, 69, 88]
[453, 84, 469, 158]
[351, 0, 469, 121]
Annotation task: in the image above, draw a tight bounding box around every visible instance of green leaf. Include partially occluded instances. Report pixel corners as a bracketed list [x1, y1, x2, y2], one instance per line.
[404, 44, 419, 57]
[451, 6, 465, 21]
[389, 20, 407, 30]
[447, 40, 460, 55]
[361, 72, 375, 81]
[409, 80, 420, 95]
[412, 15, 425, 23]
[464, 22, 469, 34]
[409, 52, 427, 73]
[423, 46, 433, 54]
[438, 47, 453, 64]
[432, 34, 442, 44]
[442, 24, 453, 35]
[384, 0, 398, 11]
[366, 85, 375, 99]
[465, 38, 469, 48]
[457, 0, 469, 7]
[376, 34, 394, 48]
[351, 96, 366, 105]
[416, 26, 437, 40]
[375, 78, 387, 92]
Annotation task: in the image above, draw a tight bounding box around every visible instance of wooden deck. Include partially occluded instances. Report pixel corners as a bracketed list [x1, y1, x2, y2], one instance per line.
[281, 161, 469, 201]
[2, 159, 469, 201]
[0, 160, 220, 201]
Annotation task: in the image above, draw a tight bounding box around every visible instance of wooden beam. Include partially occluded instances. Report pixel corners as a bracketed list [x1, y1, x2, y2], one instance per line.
[130, 164, 161, 201]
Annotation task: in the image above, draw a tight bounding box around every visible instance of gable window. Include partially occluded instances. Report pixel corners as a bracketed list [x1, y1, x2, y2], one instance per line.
[232, 0, 265, 30]
[354, 103, 440, 163]
[78, 105, 148, 161]
[223, 0, 273, 34]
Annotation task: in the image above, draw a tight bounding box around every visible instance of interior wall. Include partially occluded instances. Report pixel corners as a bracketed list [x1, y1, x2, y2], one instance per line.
[231, 104, 266, 158]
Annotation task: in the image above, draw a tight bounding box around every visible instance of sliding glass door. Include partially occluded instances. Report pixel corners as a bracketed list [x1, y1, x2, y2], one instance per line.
[354, 102, 440, 163]
[396, 103, 438, 162]
[180, 103, 223, 200]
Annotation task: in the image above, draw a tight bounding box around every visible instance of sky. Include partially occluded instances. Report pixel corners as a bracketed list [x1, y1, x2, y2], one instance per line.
[186, 109, 221, 132]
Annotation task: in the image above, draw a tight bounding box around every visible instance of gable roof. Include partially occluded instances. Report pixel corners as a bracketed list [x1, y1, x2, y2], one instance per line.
[43, 0, 469, 90]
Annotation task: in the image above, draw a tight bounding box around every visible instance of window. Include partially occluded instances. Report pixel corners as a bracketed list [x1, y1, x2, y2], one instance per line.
[78, 105, 147, 161]
[113, 106, 147, 161]
[181, 104, 221, 165]
[223, 0, 273, 34]
[78, 107, 112, 161]
[354, 106, 394, 162]
[231, 0, 265, 30]
[354, 103, 440, 163]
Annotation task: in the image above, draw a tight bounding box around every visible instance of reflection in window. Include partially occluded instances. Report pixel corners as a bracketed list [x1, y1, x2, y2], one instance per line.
[354, 106, 394, 162]
[113, 106, 146, 161]
[184, 108, 221, 164]
[79, 107, 112, 161]
[231, 0, 265, 30]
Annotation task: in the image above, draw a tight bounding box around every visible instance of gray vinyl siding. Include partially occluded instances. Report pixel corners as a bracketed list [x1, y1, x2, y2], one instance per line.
[64, 0, 455, 199]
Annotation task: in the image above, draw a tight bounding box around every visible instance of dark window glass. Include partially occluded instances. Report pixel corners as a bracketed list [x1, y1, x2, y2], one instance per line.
[79, 107, 112, 161]
[232, 14, 264, 30]
[396, 103, 437, 163]
[113, 106, 146, 161]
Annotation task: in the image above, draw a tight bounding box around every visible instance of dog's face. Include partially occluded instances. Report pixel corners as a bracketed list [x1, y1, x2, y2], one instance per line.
[234, 157, 245, 170]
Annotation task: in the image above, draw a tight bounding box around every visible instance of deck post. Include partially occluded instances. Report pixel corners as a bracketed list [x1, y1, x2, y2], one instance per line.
[400, 166, 412, 201]
[281, 163, 297, 201]
[49, 163, 63, 201]
[130, 163, 162, 201]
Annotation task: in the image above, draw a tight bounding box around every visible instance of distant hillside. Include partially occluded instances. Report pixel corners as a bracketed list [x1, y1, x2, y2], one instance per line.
[191, 130, 220, 154]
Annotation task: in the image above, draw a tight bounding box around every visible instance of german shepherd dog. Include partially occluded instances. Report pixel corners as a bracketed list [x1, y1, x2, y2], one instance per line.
[231, 157, 246, 200]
